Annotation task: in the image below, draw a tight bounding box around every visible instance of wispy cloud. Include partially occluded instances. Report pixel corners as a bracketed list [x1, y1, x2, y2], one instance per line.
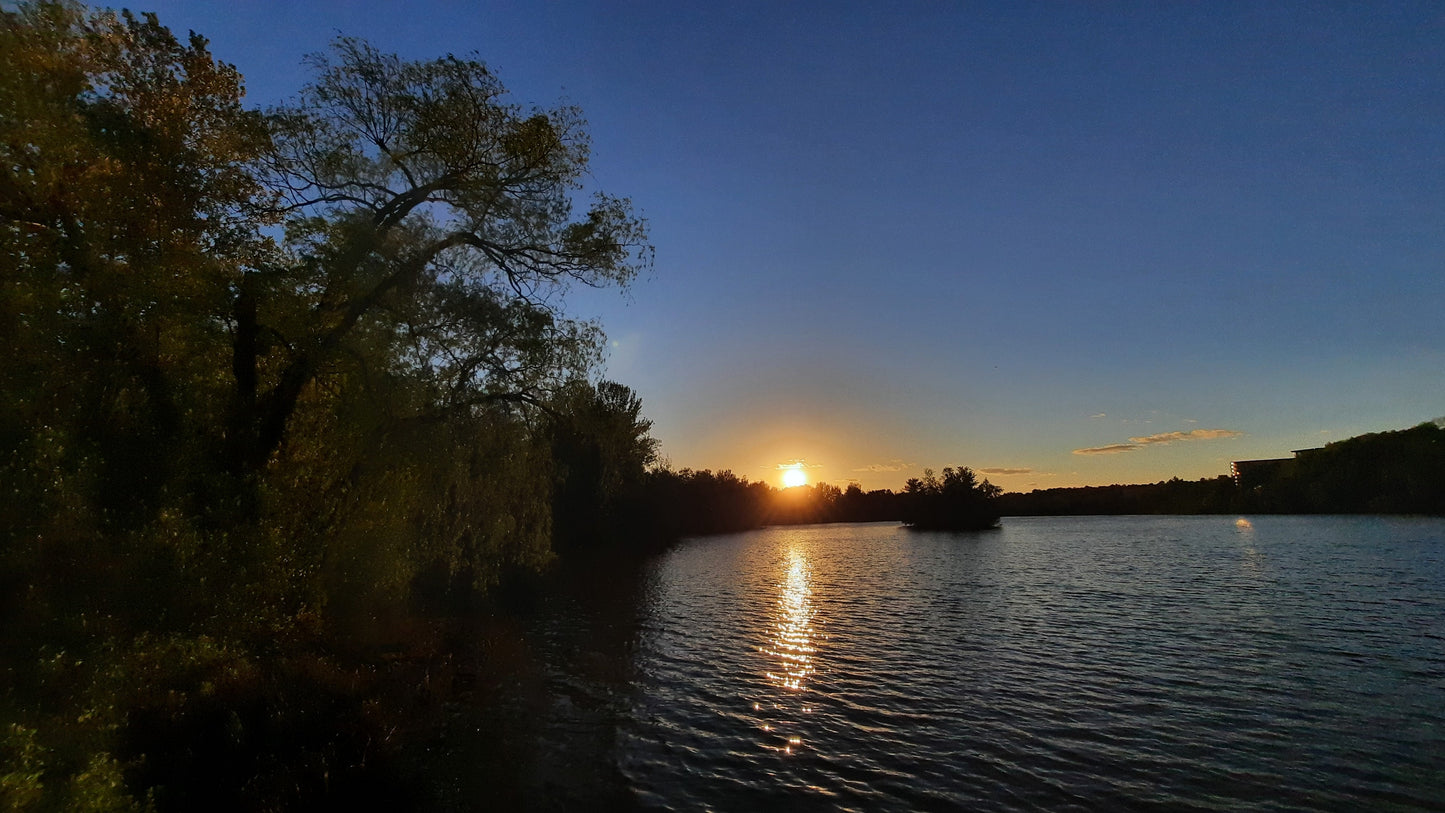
[978, 467, 1035, 475]
[1075, 427, 1243, 456]
[1089, 413, 1107, 419]
[1128, 429, 1243, 445]
[1073, 444, 1140, 455]
[853, 459, 913, 473]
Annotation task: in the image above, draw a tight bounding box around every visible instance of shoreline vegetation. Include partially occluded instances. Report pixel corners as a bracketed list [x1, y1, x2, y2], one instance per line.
[626, 420, 1445, 538]
[2, 3, 1442, 809]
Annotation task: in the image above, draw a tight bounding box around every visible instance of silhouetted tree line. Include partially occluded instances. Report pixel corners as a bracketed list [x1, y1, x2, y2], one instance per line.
[997, 476, 1240, 516]
[998, 422, 1445, 517]
[1241, 422, 1445, 514]
[604, 467, 998, 540]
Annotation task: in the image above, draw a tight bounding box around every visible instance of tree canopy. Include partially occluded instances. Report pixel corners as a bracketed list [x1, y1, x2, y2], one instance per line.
[1, 3, 655, 806]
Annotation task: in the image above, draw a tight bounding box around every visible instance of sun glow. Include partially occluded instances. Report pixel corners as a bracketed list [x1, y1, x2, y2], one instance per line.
[781, 464, 807, 488]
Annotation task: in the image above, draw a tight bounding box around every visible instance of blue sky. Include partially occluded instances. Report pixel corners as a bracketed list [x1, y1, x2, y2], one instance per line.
[142, 0, 1445, 490]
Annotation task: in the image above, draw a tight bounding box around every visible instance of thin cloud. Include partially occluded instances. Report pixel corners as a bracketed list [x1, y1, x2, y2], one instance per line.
[1073, 444, 1141, 455]
[1075, 427, 1243, 455]
[978, 467, 1034, 475]
[774, 459, 823, 470]
[1089, 413, 1107, 419]
[1129, 429, 1243, 445]
[853, 459, 913, 473]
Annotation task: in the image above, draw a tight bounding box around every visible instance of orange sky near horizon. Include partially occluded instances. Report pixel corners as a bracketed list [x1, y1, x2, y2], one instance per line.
[673, 413, 1376, 495]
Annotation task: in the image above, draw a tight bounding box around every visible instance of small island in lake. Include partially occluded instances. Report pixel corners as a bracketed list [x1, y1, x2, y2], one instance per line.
[900, 466, 1004, 531]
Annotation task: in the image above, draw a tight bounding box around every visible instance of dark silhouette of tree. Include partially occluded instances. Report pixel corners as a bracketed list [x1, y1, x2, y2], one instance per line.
[901, 467, 1002, 530]
[1251, 423, 1445, 514]
[547, 379, 659, 550]
[230, 38, 651, 480]
[997, 476, 1240, 516]
[997, 423, 1443, 517]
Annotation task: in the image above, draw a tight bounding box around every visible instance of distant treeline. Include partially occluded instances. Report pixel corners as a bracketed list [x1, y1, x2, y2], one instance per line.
[1238, 422, 1445, 514]
[614, 470, 869, 538]
[998, 422, 1445, 517]
[598, 465, 1001, 541]
[622, 421, 1445, 542]
[997, 476, 1240, 516]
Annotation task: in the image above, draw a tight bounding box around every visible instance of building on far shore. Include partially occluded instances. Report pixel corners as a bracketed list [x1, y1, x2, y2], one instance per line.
[1231, 448, 1324, 490]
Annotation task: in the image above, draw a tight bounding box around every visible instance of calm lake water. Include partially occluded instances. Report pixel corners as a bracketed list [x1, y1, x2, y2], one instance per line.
[606, 516, 1445, 811]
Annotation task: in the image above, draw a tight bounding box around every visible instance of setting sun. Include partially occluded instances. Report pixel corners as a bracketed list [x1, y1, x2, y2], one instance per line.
[781, 464, 807, 488]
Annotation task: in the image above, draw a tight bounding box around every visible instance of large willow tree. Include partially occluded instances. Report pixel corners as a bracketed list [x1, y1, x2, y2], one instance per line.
[2, 3, 651, 611]
[2, 2, 652, 806]
[233, 39, 652, 609]
[238, 38, 651, 476]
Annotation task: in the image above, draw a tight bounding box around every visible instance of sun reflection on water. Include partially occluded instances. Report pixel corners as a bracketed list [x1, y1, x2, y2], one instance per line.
[764, 547, 816, 692]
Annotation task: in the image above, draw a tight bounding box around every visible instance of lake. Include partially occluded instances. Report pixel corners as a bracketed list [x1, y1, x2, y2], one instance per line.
[441, 516, 1444, 809]
[605, 516, 1444, 810]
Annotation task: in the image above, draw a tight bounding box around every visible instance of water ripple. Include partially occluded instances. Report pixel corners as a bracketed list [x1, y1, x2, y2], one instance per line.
[620, 517, 1445, 811]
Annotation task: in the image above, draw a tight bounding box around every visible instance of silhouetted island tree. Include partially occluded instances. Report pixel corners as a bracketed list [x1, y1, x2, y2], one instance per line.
[901, 467, 1003, 530]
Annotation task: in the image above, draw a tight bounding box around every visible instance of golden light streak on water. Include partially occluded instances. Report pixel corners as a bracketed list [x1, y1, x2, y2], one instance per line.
[765, 547, 817, 693]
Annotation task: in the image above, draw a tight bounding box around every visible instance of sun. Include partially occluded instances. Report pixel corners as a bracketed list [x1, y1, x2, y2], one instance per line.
[781, 464, 807, 488]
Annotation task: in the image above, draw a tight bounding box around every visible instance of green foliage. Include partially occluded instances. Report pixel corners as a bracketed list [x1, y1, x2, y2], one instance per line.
[60, 753, 151, 813]
[1, 724, 46, 812]
[1, 718, 154, 813]
[2, 2, 651, 806]
[1, 0, 268, 539]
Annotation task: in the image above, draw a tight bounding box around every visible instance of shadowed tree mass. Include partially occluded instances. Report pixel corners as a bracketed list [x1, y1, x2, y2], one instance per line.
[1, 4, 652, 806]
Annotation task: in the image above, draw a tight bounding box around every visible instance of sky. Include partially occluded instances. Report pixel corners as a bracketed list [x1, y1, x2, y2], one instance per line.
[139, 0, 1445, 491]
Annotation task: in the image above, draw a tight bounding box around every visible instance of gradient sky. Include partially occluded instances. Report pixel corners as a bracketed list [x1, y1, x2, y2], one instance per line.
[140, 1, 1445, 491]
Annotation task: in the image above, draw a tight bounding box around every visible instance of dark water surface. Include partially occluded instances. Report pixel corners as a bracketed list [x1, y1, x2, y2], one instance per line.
[609, 516, 1445, 811]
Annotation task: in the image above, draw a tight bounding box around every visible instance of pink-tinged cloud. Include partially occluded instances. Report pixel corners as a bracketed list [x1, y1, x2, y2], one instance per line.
[1128, 428, 1243, 445]
[978, 467, 1034, 475]
[1073, 444, 1141, 455]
